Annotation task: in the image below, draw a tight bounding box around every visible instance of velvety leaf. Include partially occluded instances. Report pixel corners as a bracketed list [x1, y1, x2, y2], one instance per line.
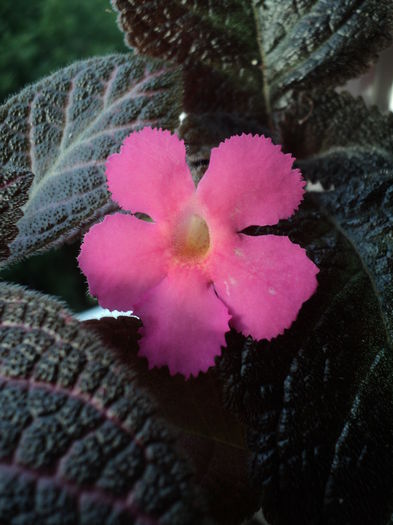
[218, 197, 393, 525]
[0, 167, 33, 262]
[0, 283, 213, 525]
[281, 90, 393, 341]
[111, 0, 393, 113]
[0, 54, 181, 264]
[84, 316, 260, 525]
[254, 0, 393, 107]
[179, 112, 268, 181]
[111, 0, 265, 116]
[112, 0, 257, 70]
[218, 92, 393, 524]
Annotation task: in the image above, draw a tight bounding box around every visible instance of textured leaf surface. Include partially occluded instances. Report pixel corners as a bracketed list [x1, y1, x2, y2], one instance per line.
[219, 197, 393, 525]
[0, 283, 213, 525]
[218, 93, 393, 523]
[111, 0, 264, 115]
[0, 167, 33, 262]
[281, 90, 393, 342]
[84, 316, 259, 525]
[178, 112, 268, 182]
[254, 0, 393, 107]
[0, 54, 181, 264]
[112, 0, 393, 113]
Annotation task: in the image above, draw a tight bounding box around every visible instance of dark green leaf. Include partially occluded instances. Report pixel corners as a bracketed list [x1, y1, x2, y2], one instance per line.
[0, 167, 33, 261]
[179, 112, 269, 181]
[111, 1, 393, 113]
[113, 0, 257, 71]
[280, 90, 393, 342]
[0, 54, 182, 264]
[84, 316, 259, 525]
[219, 197, 393, 525]
[254, 0, 393, 107]
[0, 283, 213, 525]
[111, 0, 265, 116]
[218, 93, 393, 523]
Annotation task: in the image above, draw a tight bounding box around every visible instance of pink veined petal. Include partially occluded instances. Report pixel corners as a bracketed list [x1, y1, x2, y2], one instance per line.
[209, 233, 319, 340]
[196, 134, 305, 231]
[106, 127, 195, 221]
[135, 267, 231, 377]
[78, 214, 168, 311]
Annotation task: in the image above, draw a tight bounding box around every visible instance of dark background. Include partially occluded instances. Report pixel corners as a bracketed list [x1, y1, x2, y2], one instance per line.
[0, 0, 124, 312]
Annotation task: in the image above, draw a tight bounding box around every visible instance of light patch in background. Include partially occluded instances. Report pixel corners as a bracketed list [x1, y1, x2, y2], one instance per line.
[75, 306, 134, 321]
[306, 180, 335, 192]
[389, 84, 393, 113]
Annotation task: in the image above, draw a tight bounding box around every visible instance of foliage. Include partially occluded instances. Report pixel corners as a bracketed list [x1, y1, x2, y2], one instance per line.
[1, 1, 393, 524]
[0, 283, 212, 524]
[0, 0, 123, 104]
[0, 54, 181, 263]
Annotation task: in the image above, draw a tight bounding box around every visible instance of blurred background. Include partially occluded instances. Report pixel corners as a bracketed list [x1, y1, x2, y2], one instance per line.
[1, 0, 393, 313]
[0, 0, 124, 312]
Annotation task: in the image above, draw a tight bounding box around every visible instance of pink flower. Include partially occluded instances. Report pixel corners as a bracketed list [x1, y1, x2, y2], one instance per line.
[78, 128, 318, 377]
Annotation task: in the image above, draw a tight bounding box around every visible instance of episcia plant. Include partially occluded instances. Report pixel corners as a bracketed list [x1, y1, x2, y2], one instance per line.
[0, 1, 392, 524]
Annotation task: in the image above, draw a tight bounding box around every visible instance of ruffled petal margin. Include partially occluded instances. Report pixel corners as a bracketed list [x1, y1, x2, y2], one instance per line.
[197, 134, 305, 231]
[106, 127, 195, 222]
[208, 233, 319, 340]
[135, 267, 231, 377]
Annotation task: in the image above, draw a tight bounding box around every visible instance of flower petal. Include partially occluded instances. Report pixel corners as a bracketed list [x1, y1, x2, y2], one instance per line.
[196, 134, 305, 230]
[135, 268, 231, 377]
[209, 233, 319, 340]
[78, 214, 168, 311]
[106, 127, 195, 221]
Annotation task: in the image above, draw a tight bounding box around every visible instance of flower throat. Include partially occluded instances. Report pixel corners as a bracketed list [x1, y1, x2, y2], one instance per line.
[173, 213, 210, 260]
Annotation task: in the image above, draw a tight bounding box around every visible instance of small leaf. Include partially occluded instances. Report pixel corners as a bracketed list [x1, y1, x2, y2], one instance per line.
[0, 283, 213, 525]
[219, 198, 393, 525]
[0, 54, 182, 264]
[84, 316, 260, 525]
[0, 167, 33, 262]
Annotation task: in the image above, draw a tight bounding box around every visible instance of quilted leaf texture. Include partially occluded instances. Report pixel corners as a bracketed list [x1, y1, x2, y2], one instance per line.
[254, 0, 393, 105]
[279, 90, 393, 349]
[0, 54, 181, 264]
[84, 316, 259, 525]
[112, 0, 393, 111]
[111, 0, 264, 116]
[0, 167, 33, 261]
[219, 197, 393, 525]
[0, 283, 213, 525]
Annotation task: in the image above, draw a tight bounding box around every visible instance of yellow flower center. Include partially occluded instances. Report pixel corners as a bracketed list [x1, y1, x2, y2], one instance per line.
[173, 213, 210, 260]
